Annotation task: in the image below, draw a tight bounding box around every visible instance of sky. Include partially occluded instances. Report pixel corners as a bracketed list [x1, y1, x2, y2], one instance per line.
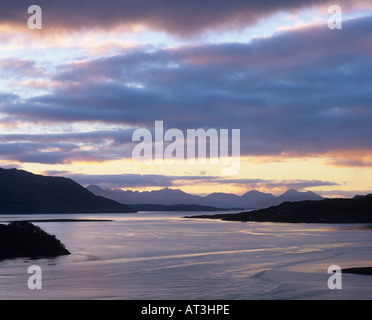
[1, 0, 372, 197]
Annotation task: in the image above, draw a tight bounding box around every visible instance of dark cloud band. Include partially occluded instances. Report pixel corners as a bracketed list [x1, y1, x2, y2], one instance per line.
[0, 0, 363, 36]
[1, 16, 372, 160]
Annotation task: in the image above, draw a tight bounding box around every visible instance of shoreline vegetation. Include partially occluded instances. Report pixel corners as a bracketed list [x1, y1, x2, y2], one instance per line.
[184, 194, 372, 224]
[0, 221, 70, 260]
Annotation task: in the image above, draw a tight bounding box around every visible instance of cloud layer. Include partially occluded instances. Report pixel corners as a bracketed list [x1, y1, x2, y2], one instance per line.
[0, 0, 368, 36]
[1, 15, 372, 165]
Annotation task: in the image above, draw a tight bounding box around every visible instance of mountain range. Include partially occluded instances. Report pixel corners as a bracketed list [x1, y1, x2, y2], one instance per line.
[0, 167, 325, 214]
[87, 185, 324, 210]
[0, 168, 135, 214]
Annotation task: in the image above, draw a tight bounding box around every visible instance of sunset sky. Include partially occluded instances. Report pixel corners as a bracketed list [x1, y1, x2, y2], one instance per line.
[1, 1, 372, 197]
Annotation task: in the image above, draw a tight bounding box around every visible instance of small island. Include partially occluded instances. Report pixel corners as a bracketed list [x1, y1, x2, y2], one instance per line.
[185, 194, 372, 223]
[0, 221, 71, 259]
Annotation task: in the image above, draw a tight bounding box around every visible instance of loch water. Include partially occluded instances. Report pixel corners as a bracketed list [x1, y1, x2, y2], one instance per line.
[0, 212, 371, 300]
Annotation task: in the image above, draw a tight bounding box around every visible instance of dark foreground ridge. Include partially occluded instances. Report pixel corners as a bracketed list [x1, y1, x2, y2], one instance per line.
[0, 221, 70, 259]
[0, 167, 135, 214]
[185, 194, 372, 223]
[342, 267, 372, 275]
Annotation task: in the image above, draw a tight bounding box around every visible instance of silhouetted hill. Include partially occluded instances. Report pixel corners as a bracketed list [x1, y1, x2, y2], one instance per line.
[0, 168, 135, 214]
[250, 189, 323, 208]
[87, 186, 210, 206]
[203, 190, 274, 208]
[0, 221, 70, 259]
[185, 194, 372, 223]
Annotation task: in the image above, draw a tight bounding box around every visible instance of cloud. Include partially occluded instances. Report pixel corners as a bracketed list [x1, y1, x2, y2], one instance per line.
[0, 0, 368, 36]
[0, 93, 19, 104]
[1, 15, 372, 163]
[43, 171, 339, 192]
[0, 129, 134, 164]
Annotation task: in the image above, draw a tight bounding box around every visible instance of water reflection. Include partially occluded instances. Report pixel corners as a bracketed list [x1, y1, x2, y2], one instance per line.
[1, 212, 372, 299]
[326, 225, 372, 231]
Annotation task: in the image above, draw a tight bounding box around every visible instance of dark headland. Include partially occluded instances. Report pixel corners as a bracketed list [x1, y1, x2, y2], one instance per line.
[185, 194, 372, 223]
[342, 267, 372, 276]
[0, 168, 135, 214]
[0, 221, 70, 259]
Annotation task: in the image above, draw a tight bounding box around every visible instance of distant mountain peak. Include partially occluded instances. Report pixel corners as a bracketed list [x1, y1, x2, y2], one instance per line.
[280, 189, 301, 197]
[279, 188, 323, 200]
[156, 187, 187, 195]
[87, 185, 104, 192]
[242, 189, 274, 197]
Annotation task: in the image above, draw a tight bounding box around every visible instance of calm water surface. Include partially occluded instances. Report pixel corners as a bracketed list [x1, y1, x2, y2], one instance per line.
[1, 211, 372, 300]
